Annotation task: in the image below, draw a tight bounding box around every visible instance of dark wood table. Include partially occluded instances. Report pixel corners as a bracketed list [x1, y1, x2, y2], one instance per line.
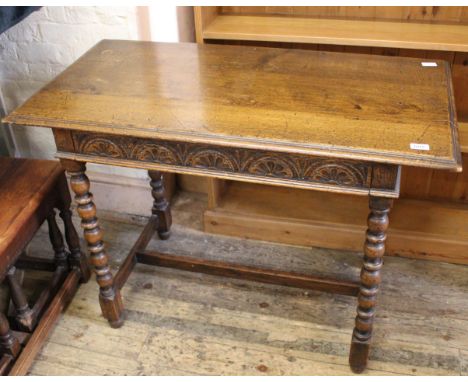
[0, 157, 89, 375]
[4, 40, 461, 373]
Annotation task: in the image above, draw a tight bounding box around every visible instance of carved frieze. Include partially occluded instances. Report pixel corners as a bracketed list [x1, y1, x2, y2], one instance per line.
[72, 133, 372, 190]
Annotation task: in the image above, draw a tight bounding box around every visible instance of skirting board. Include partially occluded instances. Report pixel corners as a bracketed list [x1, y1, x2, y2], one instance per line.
[203, 182, 468, 265]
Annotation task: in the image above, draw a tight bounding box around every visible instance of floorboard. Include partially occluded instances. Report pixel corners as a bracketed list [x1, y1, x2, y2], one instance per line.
[9, 191, 468, 375]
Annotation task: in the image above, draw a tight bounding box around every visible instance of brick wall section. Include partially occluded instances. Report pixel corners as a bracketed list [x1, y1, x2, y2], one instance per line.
[0, 6, 139, 161]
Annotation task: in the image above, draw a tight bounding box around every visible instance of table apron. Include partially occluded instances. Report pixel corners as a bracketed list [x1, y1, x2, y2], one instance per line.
[54, 130, 401, 198]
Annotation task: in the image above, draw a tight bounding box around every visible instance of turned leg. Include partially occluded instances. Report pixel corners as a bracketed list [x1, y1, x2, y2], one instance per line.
[6, 267, 34, 332]
[0, 312, 20, 358]
[148, 170, 172, 240]
[61, 159, 123, 328]
[47, 210, 68, 269]
[349, 196, 392, 373]
[56, 172, 90, 282]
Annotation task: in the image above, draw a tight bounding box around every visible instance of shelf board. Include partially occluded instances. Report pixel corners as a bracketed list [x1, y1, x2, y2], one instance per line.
[203, 15, 468, 52]
[204, 181, 468, 264]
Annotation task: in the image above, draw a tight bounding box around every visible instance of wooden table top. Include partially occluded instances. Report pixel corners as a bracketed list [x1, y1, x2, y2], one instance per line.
[0, 157, 62, 258]
[3, 39, 461, 171]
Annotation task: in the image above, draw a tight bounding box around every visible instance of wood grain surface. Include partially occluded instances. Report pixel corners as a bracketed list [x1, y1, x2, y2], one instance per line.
[203, 181, 468, 264]
[203, 15, 468, 52]
[21, 193, 468, 375]
[59, 130, 400, 197]
[3, 40, 461, 171]
[0, 157, 63, 273]
[192, 7, 468, 261]
[220, 6, 468, 24]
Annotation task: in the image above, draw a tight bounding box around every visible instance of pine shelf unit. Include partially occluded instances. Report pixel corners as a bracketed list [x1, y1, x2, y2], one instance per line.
[205, 181, 468, 264]
[192, 6, 468, 264]
[203, 14, 468, 52]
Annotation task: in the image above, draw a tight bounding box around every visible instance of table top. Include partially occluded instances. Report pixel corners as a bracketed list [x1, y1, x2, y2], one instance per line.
[0, 157, 62, 260]
[3, 39, 461, 171]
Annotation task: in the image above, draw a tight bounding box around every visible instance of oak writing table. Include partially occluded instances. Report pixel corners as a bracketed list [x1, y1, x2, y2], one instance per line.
[4, 40, 461, 373]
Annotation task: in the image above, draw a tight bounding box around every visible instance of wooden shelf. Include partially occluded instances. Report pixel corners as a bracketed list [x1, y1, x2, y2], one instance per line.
[203, 15, 468, 52]
[204, 181, 468, 264]
[195, 7, 468, 265]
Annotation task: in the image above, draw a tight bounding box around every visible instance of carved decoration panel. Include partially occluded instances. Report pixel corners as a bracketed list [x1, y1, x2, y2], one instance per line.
[72, 133, 372, 190]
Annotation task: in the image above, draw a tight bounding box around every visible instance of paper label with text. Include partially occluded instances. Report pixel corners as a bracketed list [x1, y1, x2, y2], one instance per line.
[421, 62, 438, 67]
[410, 143, 430, 151]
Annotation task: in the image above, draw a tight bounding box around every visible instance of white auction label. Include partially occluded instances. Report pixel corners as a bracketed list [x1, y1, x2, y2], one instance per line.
[421, 62, 438, 67]
[410, 143, 430, 151]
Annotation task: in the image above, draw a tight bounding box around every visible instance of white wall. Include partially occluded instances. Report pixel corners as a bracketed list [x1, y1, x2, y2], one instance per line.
[0, 6, 193, 215]
[0, 6, 152, 183]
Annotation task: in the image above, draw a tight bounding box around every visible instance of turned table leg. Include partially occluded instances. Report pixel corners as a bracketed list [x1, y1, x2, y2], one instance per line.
[148, 170, 172, 240]
[0, 312, 20, 359]
[61, 159, 124, 328]
[56, 172, 91, 282]
[349, 196, 392, 373]
[6, 267, 34, 332]
[46, 211, 68, 270]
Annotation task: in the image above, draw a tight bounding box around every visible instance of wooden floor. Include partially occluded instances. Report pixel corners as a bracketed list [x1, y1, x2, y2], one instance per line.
[12, 191, 468, 375]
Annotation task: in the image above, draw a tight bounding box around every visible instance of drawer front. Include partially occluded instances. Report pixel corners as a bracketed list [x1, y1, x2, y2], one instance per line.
[66, 132, 373, 194]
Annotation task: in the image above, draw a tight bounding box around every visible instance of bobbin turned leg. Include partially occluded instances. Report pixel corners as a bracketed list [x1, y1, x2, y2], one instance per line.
[47, 210, 68, 270]
[61, 159, 124, 328]
[56, 172, 90, 282]
[148, 170, 172, 240]
[349, 196, 392, 373]
[0, 312, 20, 358]
[6, 267, 34, 331]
